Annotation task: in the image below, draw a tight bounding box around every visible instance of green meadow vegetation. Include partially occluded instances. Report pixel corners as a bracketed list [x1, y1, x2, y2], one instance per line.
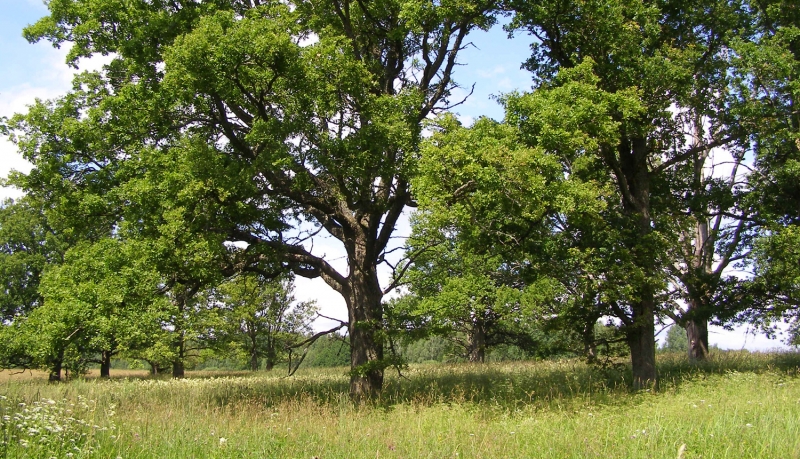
[2, 0, 800, 457]
[2, 351, 800, 459]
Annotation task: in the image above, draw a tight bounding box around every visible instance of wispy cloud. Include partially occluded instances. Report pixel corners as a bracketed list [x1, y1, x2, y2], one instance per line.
[476, 66, 506, 78]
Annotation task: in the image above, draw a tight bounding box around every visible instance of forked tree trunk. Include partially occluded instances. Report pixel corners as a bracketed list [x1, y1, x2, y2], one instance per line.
[100, 350, 112, 378]
[683, 119, 712, 362]
[345, 264, 384, 400]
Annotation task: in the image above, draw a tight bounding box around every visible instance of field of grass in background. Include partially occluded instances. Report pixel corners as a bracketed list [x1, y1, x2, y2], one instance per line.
[1, 351, 799, 458]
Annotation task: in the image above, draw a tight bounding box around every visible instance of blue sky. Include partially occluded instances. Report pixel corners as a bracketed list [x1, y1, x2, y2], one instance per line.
[0, 1, 791, 351]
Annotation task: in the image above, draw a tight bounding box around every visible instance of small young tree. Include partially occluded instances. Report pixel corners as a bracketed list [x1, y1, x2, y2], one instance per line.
[216, 274, 317, 371]
[662, 324, 689, 353]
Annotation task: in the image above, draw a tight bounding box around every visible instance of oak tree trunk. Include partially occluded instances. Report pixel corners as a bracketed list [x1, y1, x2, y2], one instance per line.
[619, 137, 658, 390]
[171, 286, 190, 379]
[172, 360, 185, 378]
[686, 317, 709, 361]
[345, 264, 384, 400]
[172, 330, 186, 378]
[629, 297, 657, 390]
[249, 331, 259, 371]
[48, 359, 63, 382]
[467, 322, 486, 363]
[583, 321, 597, 364]
[100, 350, 112, 378]
[265, 337, 276, 371]
[250, 352, 260, 371]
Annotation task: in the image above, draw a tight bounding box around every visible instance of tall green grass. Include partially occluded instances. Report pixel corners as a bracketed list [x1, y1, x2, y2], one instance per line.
[2, 351, 799, 458]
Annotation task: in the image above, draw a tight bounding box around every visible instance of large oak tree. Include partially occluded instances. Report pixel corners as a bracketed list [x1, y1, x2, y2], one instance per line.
[13, 0, 496, 397]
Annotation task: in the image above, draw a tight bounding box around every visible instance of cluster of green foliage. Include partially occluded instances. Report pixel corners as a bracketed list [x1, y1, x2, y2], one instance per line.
[302, 334, 351, 368]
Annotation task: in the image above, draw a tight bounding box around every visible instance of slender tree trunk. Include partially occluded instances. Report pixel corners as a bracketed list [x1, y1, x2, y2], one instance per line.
[249, 330, 259, 371]
[100, 350, 112, 378]
[345, 262, 384, 400]
[171, 286, 190, 379]
[583, 320, 597, 364]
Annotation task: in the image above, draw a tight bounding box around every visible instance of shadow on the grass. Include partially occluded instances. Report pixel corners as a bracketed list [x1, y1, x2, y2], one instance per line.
[187, 351, 800, 411]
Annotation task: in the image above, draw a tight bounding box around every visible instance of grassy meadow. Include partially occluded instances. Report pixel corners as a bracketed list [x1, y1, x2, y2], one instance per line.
[1, 352, 799, 458]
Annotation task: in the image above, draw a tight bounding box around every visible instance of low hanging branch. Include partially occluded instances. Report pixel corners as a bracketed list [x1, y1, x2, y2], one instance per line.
[286, 317, 348, 377]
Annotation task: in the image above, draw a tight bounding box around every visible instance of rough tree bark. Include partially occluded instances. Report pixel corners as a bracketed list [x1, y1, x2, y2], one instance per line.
[100, 350, 112, 378]
[48, 350, 64, 382]
[628, 296, 657, 389]
[343, 249, 385, 399]
[264, 340, 276, 371]
[247, 324, 259, 371]
[467, 320, 487, 363]
[685, 315, 709, 361]
[172, 323, 186, 378]
[250, 350, 260, 372]
[617, 136, 658, 389]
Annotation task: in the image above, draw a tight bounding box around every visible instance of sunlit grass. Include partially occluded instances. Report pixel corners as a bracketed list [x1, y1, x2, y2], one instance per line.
[2, 351, 799, 458]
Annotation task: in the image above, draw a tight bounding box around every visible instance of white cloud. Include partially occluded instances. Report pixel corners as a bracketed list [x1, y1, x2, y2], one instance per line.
[456, 114, 475, 126]
[476, 65, 506, 78]
[710, 324, 793, 352]
[496, 77, 514, 91]
[1, 42, 114, 201]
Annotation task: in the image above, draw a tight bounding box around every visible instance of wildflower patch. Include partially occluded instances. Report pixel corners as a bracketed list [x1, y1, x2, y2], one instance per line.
[0, 395, 116, 458]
